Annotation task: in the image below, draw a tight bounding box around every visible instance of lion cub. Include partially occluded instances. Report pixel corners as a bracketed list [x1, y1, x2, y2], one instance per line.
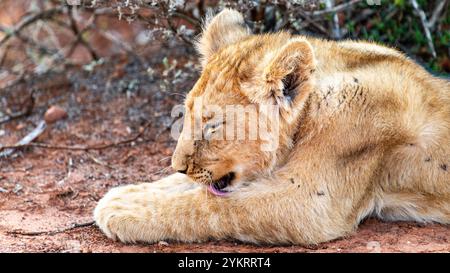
[94, 9, 450, 245]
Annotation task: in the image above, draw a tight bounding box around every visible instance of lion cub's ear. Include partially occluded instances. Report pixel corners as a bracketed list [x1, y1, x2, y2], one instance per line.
[196, 9, 250, 67]
[263, 39, 316, 109]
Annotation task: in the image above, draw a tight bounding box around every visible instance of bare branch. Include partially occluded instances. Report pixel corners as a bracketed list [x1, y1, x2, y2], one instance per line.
[306, 0, 362, 17]
[0, 8, 64, 47]
[410, 0, 437, 58]
[171, 11, 201, 28]
[325, 0, 342, 39]
[67, 6, 99, 60]
[297, 11, 329, 36]
[427, 0, 448, 30]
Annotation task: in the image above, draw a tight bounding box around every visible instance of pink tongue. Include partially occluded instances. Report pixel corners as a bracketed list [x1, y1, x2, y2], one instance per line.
[207, 185, 229, 197]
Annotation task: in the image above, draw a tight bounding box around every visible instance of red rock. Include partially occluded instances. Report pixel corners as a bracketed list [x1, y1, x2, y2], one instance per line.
[44, 106, 67, 124]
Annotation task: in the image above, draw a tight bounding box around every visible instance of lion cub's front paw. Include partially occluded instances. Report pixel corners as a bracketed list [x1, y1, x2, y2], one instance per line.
[94, 183, 156, 243]
[94, 173, 197, 243]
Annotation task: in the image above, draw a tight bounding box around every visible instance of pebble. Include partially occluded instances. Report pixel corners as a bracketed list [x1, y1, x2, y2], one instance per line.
[44, 106, 68, 124]
[158, 241, 169, 246]
[13, 184, 23, 194]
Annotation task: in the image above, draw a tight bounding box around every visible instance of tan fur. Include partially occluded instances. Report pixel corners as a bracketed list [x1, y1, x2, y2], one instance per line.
[94, 9, 450, 245]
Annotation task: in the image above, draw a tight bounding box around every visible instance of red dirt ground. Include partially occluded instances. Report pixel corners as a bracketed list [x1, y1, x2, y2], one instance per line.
[1, 46, 449, 253]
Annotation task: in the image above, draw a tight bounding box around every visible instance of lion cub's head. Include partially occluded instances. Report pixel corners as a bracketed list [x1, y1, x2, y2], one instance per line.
[171, 9, 316, 196]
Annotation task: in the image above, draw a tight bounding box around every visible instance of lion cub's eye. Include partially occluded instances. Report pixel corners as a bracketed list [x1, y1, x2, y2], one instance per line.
[203, 122, 225, 140]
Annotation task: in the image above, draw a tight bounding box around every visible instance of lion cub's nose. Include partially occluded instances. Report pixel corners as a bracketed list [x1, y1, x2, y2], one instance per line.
[171, 155, 188, 174]
[172, 137, 194, 175]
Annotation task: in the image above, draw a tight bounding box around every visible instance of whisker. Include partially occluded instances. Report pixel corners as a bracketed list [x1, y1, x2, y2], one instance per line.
[158, 156, 172, 162]
[161, 166, 172, 174]
[169, 92, 186, 98]
[149, 165, 172, 176]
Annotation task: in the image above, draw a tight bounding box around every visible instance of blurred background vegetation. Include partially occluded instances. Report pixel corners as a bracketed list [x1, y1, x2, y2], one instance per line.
[0, 0, 448, 93]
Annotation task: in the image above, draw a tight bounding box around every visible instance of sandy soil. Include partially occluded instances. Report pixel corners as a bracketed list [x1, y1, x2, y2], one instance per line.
[0, 46, 449, 253]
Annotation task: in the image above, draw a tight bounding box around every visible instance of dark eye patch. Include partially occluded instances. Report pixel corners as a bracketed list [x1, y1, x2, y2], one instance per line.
[204, 121, 225, 131]
[203, 121, 226, 140]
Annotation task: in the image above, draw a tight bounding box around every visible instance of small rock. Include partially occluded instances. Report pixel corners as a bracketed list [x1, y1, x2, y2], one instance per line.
[163, 148, 173, 156]
[13, 184, 23, 194]
[158, 241, 169, 246]
[366, 241, 381, 253]
[44, 106, 67, 124]
[16, 123, 26, 130]
[0, 129, 5, 136]
[0, 187, 8, 193]
[64, 240, 81, 253]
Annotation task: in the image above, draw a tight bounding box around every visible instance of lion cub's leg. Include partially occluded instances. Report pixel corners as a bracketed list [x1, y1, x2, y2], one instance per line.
[94, 170, 372, 245]
[375, 192, 450, 224]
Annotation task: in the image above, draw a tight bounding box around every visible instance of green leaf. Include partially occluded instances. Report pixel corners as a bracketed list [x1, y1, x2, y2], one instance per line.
[394, 0, 405, 7]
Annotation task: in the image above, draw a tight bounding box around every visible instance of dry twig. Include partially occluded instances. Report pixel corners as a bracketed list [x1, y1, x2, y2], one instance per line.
[0, 8, 64, 47]
[66, 6, 99, 60]
[297, 11, 329, 36]
[410, 0, 437, 58]
[306, 0, 362, 17]
[427, 0, 448, 30]
[0, 121, 153, 153]
[7, 220, 95, 236]
[325, 0, 342, 39]
[0, 120, 47, 157]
